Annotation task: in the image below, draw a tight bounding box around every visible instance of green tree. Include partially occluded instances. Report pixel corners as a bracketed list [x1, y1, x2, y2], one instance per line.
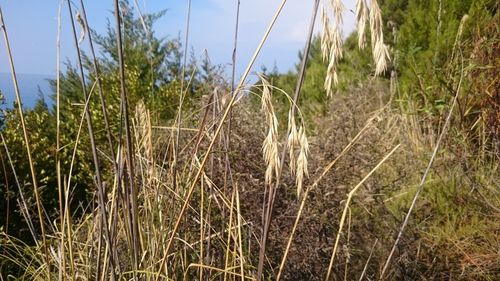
[0, 0, 191, 241]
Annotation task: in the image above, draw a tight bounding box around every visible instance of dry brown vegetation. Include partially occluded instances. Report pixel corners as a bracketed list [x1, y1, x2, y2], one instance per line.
[0, 0, 499, 280]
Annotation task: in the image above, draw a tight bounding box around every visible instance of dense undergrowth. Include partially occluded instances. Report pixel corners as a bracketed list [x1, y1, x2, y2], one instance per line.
[0, 0, 498, 280]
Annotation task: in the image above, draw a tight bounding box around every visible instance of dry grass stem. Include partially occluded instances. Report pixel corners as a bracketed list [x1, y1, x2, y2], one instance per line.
[0, 7, 50, 278]
[325, 144, 401, 280]
[154, 2, 288, 279]
[1, 1, 496, 281]
[276, 112, 380, 280]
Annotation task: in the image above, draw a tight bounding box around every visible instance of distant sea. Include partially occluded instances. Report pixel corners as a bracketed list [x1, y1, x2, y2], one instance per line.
[0, 72, 53, 108]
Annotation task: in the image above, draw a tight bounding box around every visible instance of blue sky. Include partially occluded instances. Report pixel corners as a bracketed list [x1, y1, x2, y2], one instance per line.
[0, 0, 356, 79]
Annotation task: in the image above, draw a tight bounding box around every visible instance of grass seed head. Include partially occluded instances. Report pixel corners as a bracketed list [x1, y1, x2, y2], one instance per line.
[134, 100, 152, 160]
[321, 7, 333, 61]
[295, 126, 309, 198]
[369, 0, 389, 75]
[356, 0, 368, 49]
[287, 109, 299, 175]
[259, 74, 280, 185]
[328, 0, 345, 25]
[321, 0, 344, 96]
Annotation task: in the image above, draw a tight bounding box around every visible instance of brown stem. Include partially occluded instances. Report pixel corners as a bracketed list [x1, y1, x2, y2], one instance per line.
[113, 0, 140, 277]
[224, 0, 241, 191]
[66, 1, 117, 279]
[0, 8, 50, 278]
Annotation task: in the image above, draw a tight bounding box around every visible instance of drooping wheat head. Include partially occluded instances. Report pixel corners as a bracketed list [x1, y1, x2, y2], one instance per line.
[321, 0, 389, 96]
[356, 0, 368, 49]
[259, 74, 280, 186]
[321, 0, 344, 97]
[287, 109, 299, 175]
[295, 126, 309, 198]
[287, 106, 310, 198]
[369, 0, 389, 75]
